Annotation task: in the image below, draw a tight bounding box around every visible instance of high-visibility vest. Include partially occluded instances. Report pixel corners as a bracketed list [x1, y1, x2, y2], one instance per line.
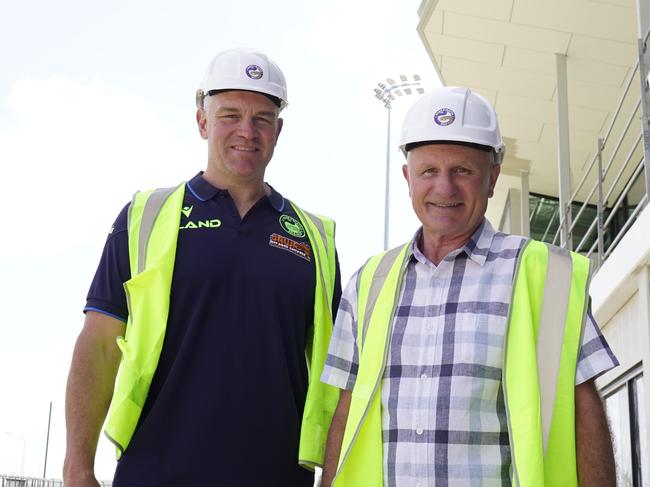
[333, 239, 590, 486]
[104, 183, 340, 468]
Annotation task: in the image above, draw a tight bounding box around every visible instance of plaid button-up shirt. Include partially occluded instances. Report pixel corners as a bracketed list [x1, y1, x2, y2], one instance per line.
[322, 220, 618, 486]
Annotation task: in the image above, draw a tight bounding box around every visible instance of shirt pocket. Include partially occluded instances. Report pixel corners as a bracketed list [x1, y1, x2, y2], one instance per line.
[453, 309, 507, 372]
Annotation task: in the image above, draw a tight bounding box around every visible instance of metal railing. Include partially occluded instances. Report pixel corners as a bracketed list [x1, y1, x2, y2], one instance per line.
[0, 478, 61, 487]
[0, 476, 111, 487]
[551, 25, 650, 270]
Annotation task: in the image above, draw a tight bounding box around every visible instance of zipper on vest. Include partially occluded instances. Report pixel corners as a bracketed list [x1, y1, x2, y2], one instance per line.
[333, 258, 409, 482]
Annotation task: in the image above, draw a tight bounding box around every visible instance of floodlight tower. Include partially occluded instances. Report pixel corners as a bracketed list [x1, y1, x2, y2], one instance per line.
[374, 75, 425, 250]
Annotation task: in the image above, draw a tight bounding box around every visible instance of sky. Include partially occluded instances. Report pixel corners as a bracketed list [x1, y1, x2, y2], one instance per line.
[0, 0, 442, 479]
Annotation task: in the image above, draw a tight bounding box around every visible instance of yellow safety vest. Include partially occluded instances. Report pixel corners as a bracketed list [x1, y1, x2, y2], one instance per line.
[104, 183, 340, 469]
[333, 240, 590, 486]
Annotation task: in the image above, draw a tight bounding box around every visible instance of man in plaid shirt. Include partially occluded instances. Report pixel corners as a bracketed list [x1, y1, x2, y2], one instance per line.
[321, 88, 618, 486]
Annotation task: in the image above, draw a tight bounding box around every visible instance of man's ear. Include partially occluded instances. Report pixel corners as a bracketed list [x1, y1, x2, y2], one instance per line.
[196, 108, 208, 140]
[487, 163, 501, 198]
[275, 117, 284, 141]
[402, 163, 412, 197]
[402, 163, 410, 184]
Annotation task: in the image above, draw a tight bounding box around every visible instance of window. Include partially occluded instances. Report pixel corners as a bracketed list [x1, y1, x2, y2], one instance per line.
[602, 365, 647, 486]
[528, 164, 645, 256]
[528, 193, 600, 249]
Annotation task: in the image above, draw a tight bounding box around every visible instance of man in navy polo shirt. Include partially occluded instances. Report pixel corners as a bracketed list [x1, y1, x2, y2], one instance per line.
[63, 48, 341, 487]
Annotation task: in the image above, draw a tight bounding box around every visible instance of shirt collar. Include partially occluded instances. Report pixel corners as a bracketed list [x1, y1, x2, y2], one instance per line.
[185, 172, 286, 212]
[410, 218, 497, 267]
[462, 219, 496, 266]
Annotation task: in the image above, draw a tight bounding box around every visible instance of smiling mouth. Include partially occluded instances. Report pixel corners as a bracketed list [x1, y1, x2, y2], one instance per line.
[231, 145, 258, 152]
[430, 202, 462, 208]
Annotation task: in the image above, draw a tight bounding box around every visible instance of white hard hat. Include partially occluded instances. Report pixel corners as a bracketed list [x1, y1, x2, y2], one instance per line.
[196, 48, 288, 110]
[399, 87, 505, 164]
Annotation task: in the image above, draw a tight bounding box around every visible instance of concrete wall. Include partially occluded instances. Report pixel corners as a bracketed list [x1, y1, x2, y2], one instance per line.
[592, 205, 650, 478]
[596, 291, 642, 388]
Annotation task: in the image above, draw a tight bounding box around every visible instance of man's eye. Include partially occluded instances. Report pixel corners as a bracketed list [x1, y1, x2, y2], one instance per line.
[455, 167, 470, 174]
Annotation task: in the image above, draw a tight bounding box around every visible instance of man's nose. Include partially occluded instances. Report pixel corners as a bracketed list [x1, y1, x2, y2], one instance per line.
[434, 172, 458, 197]
[235, 118, 257, 138]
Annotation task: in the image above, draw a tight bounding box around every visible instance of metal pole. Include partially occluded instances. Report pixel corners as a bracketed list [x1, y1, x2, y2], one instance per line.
[19, 439, 25, 477]
[596, 138, 605, 267]
[43, 401, 52, 478]
[520, 170, 530, 237]
[638, 38, 650, 205]
[555, 53, 573, 250]
[384, 103, 391, 250]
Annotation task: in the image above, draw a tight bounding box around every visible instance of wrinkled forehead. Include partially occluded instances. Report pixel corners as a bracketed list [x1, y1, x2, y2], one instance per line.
[406, 141, 493, 165]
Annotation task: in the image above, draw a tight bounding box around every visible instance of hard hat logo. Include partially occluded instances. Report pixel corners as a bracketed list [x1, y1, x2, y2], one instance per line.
[399, 87, 505, 163]
[245, 64, 264, 80]
[434, 108, 455, 126]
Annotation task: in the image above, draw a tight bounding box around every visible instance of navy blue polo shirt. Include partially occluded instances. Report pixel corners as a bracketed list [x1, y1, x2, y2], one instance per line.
[86, 172, 341, 487]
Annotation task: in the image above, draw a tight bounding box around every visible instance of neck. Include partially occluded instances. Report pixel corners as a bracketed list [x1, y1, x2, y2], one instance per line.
[419, 224, 481, 265]
[202, 168, 269, 218]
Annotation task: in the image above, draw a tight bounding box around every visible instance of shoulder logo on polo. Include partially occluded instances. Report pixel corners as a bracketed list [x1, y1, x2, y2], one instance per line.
[269, 233, 311, 261]
[180, 218, 221, 230]
[181, 205, 193, 218]
[279, 214, 306, 238]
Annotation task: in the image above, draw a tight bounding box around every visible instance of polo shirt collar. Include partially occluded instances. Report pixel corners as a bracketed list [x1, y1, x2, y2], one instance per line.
[410, 218, 496, 267]
[266, 184, 286, 212]
[185, 172, 286, 212]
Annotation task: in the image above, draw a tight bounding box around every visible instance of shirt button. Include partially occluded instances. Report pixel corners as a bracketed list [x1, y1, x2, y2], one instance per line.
[420, 373, 427, 379]
[416, 427, 423, 435]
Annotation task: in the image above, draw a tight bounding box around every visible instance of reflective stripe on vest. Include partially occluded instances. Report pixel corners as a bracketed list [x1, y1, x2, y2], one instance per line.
[105, 184, 339, 467]
[504, 241, 589, 486]
[333, 240, 589, 486]
[334, 243, 411, 487]
[105, 184, 184, 456]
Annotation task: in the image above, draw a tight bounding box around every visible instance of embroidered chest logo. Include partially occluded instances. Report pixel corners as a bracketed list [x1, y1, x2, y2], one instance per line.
[279, 214, 306, 238]
[269, 233, 311, 262]
[180, 219, 221, 230]
[179, 205, 221, 230]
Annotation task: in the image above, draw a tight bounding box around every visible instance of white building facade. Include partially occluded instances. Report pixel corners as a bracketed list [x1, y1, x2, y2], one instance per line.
[416, 0, 650, 483]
